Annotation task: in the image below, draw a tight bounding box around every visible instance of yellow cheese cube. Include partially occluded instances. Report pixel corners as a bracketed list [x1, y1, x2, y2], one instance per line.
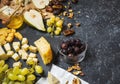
[0, 45, 8, 60]
[4, 43, 11, 51]
[19, 49, 28, 60]
[29, 53, 36, 58]
[22, 44, 29, 51]
[12, 42, 20, 47]
[12, 53, 20, 61]
[21, 38, 28, 45]
[7, 50, 14, 57]
[13, 61, 22, 68]
[14, 32, 23, 41]
[29, 45, 37, 53]
[34, 37, 53, 65]
[33, 58, 38, 63]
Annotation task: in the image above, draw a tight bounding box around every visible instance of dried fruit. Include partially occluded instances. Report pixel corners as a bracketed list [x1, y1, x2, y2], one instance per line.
[63, 29, 75, 36]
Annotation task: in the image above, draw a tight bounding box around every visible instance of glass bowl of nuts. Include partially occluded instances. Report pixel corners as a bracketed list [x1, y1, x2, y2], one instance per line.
[57, 37, 87, 64]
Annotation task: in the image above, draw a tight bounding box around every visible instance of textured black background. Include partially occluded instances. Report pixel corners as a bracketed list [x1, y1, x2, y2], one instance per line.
[0, 0, 120, 84]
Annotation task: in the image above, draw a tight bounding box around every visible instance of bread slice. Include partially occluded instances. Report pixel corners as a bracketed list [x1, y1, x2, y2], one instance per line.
[48, 72, 60, 84]
[34, 37, 53, 65]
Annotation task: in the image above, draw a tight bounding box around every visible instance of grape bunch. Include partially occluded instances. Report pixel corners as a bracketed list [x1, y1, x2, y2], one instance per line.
[60, 38, 86, 59]
[47, 16, 63, 36]
[0, 60, 43, 84]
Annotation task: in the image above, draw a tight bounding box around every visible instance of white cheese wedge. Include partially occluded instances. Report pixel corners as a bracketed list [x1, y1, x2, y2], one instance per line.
[29, 53, 36, 58]
[22, 44, 29, 51]
[7, 50, 14, 57]
[4, 43, 11, 51]
[12, 53, 20, 61]
[21, 38, 28, 45]
[13, 61, 22, 68]
[29, 45, 37, 53]
[48, 72, 60, 84]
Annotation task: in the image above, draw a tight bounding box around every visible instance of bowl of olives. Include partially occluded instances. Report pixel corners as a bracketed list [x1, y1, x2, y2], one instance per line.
[58, 38, 87, 64]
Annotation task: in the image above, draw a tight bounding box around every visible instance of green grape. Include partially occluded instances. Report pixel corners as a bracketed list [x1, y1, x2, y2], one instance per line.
[47, 19, 52, 26]
[2, 82, 7, 84]
[17, 75, 25, 81]
[0, 67, 3, 73]
[56, 27, 62, 32]
[56, 20, 63, 27]
[47, 27, 52, 33]
[8, 81, 14, 84]
[8, 73, 17, 81]
[50, 16, 55, 23]
[29, 68, 34, 74]
[2, 64, 8, 71]
[3, 77, 9, 83]
[14, 82, 21, 84]
[54, 30, 60, 35]
[55, 16, 60, 22]
[21, 81, 26, 84]
[21, 68, 29, 75]
[0, 60, 5, 67]
[27, 74, 36, 81]
[35, 65, 43, 74]
[26, 80, 33, 84]
[13, 67, 20, 75]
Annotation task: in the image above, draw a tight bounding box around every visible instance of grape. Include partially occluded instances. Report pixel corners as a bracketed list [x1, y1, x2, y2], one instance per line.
[2, 82, 7, 84]
[8, 73, 17, 80]
[55, 16, 60, 22]
[54, 30, 60, 35]
[21, 81, 26, 84]
[29, 68, 34, 74]
[50, 16, 55, 23]
[27, 74, 36, 81]
[35, 65, 43, 74]
[56, 20, 63, 27]
[47, 19, 52, 26]
[17, 75, 25, 81]
[14, 82, 21, 84]
[0, 67, 3, 73]
[13, 67, 20, 75]
[8, 81, 14, 84]
[26, 80, 33, 84]
[21, 68, 29, 75]
[3, 77, 9, 83]
[27, 58, 34, 65]
[61, 42, 68, 49]
[0, 60, 5, 67]
[56, 27, 62, 32]
[2, 64, 8, 71]
[47, 27, 52, 33]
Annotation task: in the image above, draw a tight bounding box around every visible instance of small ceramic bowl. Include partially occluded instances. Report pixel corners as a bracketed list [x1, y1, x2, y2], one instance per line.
[57, 37, 88, 64]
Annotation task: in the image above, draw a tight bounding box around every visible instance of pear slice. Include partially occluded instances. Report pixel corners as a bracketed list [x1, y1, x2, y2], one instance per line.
[23, 10, 46, 31]
[32, 0, 49, 9]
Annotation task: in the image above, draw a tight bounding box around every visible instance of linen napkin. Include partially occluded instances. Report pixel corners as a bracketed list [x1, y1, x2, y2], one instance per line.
[36, 64, 89, 84]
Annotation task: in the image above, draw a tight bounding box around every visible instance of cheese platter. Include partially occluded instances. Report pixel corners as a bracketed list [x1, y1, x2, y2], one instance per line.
[0, 0, 88, 84]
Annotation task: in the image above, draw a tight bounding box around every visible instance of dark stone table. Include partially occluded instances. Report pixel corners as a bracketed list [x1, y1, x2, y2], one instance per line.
[0, 0, 120, 84]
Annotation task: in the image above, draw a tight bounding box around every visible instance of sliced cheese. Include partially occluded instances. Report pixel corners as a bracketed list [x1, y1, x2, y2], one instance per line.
[34, 37, 53, 65]
[48, 72, 60, 84]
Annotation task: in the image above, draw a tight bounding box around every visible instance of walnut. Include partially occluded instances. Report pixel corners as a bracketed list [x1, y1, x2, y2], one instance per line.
[67, 23, 72, 28]
[68, 12, 74, 18]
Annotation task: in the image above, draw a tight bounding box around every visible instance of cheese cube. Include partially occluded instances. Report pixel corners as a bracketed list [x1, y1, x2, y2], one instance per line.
[12, 53, 20, 61]
[7, 50, 14, 57]
[26, 57, 34, 65]
[18, 49, 22, 56]
[13, 45, 20, 52]
[13, 61, 22, 68]
[0, 45, 6, 59]
[29, 45, 37, 53]
[6, 33, 14, 42]
[20, 50, 28, 60]
[14, 32, 23, 41]
[4, 43, 11, 51]
[33, 58, 38, 63]
[22, 44, 29, 51]
[29, 53, 36, 58]
[12, 42, 20, 47]
[21, 38, 28, 45]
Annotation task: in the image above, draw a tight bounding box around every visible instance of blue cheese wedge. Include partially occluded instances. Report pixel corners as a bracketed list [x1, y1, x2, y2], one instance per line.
[2, 6, 15, 16]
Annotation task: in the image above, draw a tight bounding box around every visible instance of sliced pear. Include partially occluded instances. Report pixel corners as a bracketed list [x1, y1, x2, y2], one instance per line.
[32, 0, 49, 9]
[23, 9, 46, 31]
